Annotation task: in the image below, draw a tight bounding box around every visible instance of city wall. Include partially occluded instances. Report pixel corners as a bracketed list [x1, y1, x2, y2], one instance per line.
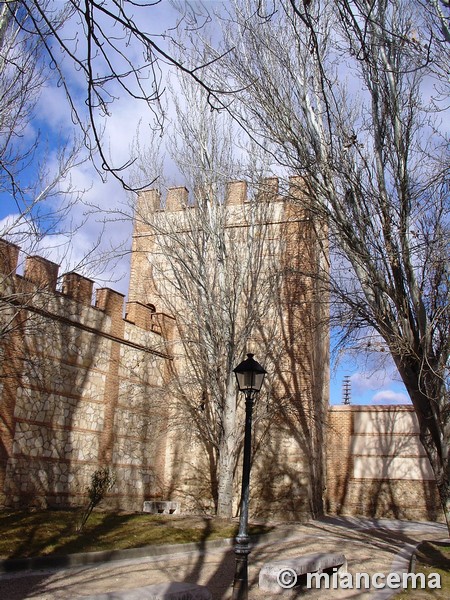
[0, 172, 444, 523]
[326, 405, 443, 521]
[0, 239, 174, 510]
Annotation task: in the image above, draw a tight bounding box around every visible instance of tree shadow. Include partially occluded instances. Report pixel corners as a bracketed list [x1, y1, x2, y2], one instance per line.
[415, 540, 450, 569]
[2, 516, 446, 599]
[253, 199, 329, 522]
[326, 405, 443, 522]
[0, 246, 103, 513]
[0, 239, 173, 521]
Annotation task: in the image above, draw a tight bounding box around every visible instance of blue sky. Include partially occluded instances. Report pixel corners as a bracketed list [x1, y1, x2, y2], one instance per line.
[0, 1, 413, 408]
[329, 352, 410, 406]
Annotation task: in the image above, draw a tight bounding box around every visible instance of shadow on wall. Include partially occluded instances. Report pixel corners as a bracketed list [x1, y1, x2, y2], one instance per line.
[253, 199, 328, 521]
[0, 242, 104, 509]
[251, 424, 310, 520]
[0, 239, 170, 511]
[122, 178, 329, 520]
[326, 405, 443, 521]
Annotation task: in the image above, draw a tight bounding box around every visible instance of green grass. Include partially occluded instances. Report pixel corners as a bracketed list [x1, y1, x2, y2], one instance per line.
[396, 541, 450, 599]
[0, 510, 272, 560]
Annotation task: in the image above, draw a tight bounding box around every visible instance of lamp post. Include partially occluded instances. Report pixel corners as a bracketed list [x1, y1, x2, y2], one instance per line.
[232, 353, 267, 600]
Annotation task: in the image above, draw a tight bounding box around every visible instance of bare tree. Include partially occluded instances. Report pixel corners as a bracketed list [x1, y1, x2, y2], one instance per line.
[0, 1, 100, 345]
[422, 0, 450, 43]
[0, 1, 230, 189]
[201, 0, 450, 528]
[0, 1, 88, 239]
[129, 65, 330, 518]
[130, 75, 283, 517]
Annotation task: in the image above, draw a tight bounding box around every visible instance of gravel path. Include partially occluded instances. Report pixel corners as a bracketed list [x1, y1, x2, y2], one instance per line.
[0, 517, 447, 600]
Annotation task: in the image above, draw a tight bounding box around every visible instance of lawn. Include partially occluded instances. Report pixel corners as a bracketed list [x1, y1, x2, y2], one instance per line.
[0, 510, 272, 560]
[396, 541, 450, 599]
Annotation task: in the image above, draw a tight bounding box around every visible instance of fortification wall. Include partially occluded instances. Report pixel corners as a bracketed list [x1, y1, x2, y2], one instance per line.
[128, 177, 329, 520]
[326, 405, 443, 521]
[0, 231, 443, 523]
[0, 239, 174, 510]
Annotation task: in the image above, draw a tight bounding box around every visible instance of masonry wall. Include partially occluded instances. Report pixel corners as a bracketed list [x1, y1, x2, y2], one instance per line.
[326, 405, 443, 521]
[129, 177, 329, 520]
[0, 233, 444, 523]
[0, 239, 173, 510]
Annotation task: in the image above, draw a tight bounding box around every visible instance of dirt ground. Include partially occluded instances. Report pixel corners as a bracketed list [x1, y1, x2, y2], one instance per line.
[0, 517, 447, 600]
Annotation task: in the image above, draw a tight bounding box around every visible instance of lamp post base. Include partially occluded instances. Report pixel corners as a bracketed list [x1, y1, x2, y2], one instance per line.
[232, 534, 250, 600]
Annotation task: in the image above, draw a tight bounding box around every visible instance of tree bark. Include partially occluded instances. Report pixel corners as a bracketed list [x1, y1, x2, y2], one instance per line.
[395, 356, 450, 532]
[216, 381, 238, 517]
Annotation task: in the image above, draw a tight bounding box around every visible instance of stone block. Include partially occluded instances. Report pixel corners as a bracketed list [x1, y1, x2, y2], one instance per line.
[143, 500, 180, 515]
[95, 288, 125, 319]
[77, 582, 211, 600]
[62, 272, 94, 305]
[125, 301, 155, 330]
[166, 187, 189, 211]
[136, 189, 162, 222]
[24, 255, 59, 289]
[259, 552, 347, 593]
[0, 238, 20, 274]
[227, 181, 247, 205]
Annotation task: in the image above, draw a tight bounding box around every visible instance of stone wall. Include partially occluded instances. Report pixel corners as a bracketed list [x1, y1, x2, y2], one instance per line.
[128, 177, 329, 520]
[2, 191, 441, 523]
[0, 239, 173, 510]
[326, 405, 443, 521]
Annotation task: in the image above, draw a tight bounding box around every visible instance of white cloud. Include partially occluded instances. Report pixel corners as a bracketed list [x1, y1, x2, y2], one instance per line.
[372, 390, 410, 404]
[0, 175, 133, 297]
[1, 2, 208, 306]
[350, 370, 391, 393]
[37, 83, 76, 136]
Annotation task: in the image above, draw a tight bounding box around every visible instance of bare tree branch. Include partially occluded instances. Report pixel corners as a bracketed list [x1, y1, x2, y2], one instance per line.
[201, 0, 450, 529]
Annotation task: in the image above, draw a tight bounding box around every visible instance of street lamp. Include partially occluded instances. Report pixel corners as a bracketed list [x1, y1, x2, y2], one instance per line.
[232, 353, 267, 600]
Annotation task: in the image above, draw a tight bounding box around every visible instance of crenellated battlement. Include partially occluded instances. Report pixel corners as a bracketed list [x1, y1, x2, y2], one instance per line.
[0, 238, 95, 305]
[134, 176, 306, 218]
[0, 238, 174, 337]
[0, 240, 173, 512]
[128, 175, 311, 309]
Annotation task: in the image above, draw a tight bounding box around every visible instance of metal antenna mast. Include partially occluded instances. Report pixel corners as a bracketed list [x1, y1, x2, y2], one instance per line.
[342, 375, 351, 405]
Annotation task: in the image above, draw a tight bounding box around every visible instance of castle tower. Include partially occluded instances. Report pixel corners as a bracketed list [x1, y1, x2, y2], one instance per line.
[128, 177, 329, 519]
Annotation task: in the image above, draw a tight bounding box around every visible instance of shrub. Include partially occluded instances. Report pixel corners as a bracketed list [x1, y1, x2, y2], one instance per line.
[77, 467, 116, 532]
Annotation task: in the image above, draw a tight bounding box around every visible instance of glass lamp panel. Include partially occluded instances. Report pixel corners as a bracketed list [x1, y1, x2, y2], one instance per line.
[253, 372, 265, 392]
[245, 371, 255, 389]
[235, 370, 265, 392]
[235, 371, 250, 391]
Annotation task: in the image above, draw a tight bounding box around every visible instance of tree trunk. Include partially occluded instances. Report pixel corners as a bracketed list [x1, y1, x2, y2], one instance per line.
[420, 428, 450, 534]
[216, 446, 235, 518]
[216, 380, 238, 518]
[396, 358, 450, 534]
[435, 477, 450, 534]
[308, 439, 325, 519]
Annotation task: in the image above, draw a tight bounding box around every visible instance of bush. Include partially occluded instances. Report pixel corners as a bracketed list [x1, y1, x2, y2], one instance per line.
[77, 467, 116, 532]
